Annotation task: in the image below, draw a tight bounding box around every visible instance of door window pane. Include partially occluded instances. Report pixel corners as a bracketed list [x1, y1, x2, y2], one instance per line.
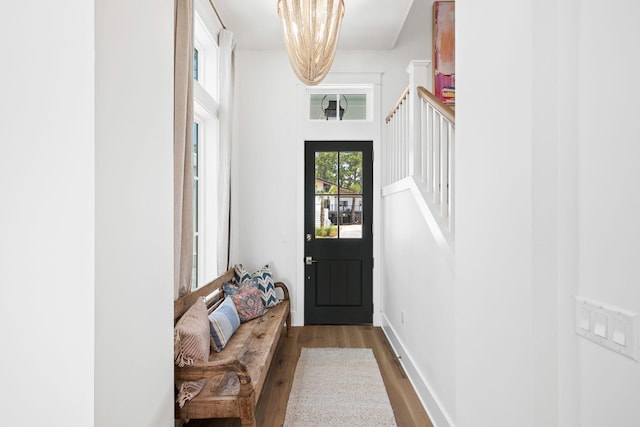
[315, 195, 338, 238]
[314, 151, 363, 239]
[315, 151, 338, 184]
[338, 195, 362, 238]
[339, 151, 362, 191]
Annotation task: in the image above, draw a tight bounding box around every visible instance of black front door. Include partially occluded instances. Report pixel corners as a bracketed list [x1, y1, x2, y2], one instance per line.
[304, 141, 373, 324]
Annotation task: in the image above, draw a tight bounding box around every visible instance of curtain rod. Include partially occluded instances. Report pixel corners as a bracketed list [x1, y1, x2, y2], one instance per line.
[208, 0, 227, 29]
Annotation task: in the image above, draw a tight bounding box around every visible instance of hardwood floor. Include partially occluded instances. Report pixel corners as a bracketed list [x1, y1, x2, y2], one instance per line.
[187, 325, 433, 427]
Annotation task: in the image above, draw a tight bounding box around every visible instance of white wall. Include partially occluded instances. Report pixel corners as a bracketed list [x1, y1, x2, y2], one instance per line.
[230, 50, 299, 310]
[532, 0, 561, 425]
[332, 0, 433, 116]
[576, 1, 640, 425]
[456, 0, 640, 426]
[381, 187, 455, 425]
[94, 1, 175, 426]
[0, 2, 95, 425]
[456, 0, 537, 424]
[556, 0, 580, 423]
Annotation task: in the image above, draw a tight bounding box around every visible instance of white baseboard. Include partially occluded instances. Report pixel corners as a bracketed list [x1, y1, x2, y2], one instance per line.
[381, 313, 455, 427]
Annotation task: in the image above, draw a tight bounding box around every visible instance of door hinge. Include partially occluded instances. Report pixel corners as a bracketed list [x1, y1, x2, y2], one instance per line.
[372, 256, 375, 268]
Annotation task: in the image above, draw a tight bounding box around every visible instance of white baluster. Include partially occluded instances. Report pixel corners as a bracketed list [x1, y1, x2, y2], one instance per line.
[432, 110, 441, 204]
[440, 117, 449, 216]
[448, 123, 455, 232]
[425, 103, 433, 192]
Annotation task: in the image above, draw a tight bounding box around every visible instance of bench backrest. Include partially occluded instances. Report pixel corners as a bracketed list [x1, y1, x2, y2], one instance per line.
[174, 268, 235, 322]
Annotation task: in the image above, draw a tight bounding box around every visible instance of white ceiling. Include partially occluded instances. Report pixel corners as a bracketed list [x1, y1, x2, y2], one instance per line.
[213, 0, 416, 51]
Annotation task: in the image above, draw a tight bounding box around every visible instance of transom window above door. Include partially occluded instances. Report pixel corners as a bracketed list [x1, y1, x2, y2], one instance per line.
[307, 86, 372, 121]
[310, 94, 367, 121]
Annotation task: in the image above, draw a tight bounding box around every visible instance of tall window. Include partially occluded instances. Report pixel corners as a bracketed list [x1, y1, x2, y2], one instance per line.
[193, 48, 199, 81]
[191, 1, 221, 289]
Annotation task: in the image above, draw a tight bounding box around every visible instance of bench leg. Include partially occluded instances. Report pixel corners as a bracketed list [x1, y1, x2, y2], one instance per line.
[239, 394, 256, 427]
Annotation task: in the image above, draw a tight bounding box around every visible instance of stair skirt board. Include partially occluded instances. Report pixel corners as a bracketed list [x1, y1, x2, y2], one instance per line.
[381, 313, 454, 427]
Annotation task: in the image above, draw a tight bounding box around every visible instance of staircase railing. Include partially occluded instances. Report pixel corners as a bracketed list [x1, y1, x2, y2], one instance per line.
[385, 86, 410, 183]
[384, 62, 455, 245]
[417, 86, 455, 234]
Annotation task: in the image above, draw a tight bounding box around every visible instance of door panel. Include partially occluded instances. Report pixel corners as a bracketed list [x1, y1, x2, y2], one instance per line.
[304, 141, 373, 325]
[316, 260, 362, 306]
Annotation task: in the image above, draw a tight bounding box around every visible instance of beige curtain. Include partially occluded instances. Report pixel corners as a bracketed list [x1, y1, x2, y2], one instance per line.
[174, 0, 194, 299]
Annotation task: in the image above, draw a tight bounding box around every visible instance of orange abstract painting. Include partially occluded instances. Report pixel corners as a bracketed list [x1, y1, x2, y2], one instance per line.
[433, 1, 455, 105]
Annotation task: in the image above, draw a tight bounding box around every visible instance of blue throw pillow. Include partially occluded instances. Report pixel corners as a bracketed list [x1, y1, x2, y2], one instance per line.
[208, 297, 240, 352]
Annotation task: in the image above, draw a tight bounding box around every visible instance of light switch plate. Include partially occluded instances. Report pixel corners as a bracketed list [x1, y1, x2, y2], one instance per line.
[575, 297, 639, 362]
[577, 307, 591, 331]
[612, 326, 626, 346]
[594, 312, 608, 338]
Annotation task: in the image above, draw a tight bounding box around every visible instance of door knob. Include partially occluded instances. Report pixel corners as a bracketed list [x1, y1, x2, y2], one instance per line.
[305, 256, 317, 265]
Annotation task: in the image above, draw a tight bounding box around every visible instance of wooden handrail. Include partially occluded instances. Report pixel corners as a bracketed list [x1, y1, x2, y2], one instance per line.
[417, 86, 455, 124]
[386, 85, 410, 123]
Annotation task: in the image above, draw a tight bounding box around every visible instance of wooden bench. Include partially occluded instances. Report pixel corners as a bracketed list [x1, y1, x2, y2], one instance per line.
[174, 268, 291, 427]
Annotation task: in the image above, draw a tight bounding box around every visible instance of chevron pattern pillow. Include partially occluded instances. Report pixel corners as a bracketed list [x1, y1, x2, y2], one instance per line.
[233, 264, 280, 308]
[233, 264, 253, 284]
[252, 265, 279, 307]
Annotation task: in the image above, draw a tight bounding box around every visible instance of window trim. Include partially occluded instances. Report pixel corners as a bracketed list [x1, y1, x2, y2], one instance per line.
[191, 2, 222, 289]
[307, 85, 374, 122]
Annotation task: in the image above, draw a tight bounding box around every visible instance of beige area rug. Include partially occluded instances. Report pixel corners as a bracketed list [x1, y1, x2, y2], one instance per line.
[283, 347, 397, 426]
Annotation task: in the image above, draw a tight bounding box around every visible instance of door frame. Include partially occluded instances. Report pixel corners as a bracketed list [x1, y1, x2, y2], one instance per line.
[294, 74, 383, 327]
[304, 141, 374, 324]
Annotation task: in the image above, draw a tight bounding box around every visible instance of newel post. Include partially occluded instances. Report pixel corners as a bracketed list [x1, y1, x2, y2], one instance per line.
[407, 60, 431, 179]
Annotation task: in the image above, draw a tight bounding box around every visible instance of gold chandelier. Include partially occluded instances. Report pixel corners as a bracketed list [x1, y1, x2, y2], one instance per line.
[277, 0, 345, 86]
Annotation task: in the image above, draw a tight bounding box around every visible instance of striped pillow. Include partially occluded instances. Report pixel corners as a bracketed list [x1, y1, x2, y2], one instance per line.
[208, 297, 240, 352]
